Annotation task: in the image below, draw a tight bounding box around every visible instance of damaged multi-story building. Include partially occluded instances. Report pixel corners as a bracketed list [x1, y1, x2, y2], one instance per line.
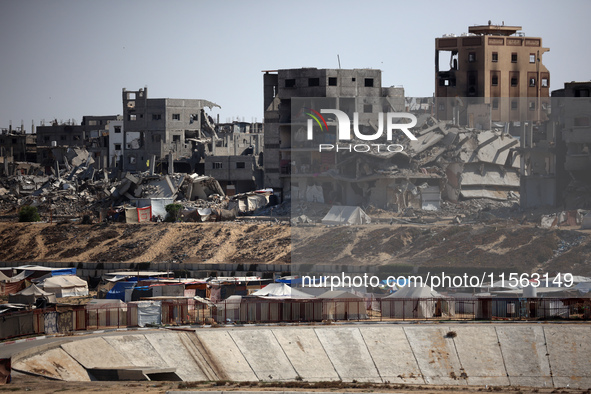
[204, 121, 264, 194]
[263, 67, 525, 210]
[36, 115, 118, 172]
[435, 23, 550, 125]
[549, 82, 591, 209]
[263, 68, 406, 202]
[0, 122, 36, 164]
[121, 87, 220, 174]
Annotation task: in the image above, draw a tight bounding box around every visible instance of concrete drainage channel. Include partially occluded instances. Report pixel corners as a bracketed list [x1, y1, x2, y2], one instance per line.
[9, 324, 591, 389]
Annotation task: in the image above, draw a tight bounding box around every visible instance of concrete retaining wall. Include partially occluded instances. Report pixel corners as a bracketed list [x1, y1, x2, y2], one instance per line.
[12, 324, 591, 388]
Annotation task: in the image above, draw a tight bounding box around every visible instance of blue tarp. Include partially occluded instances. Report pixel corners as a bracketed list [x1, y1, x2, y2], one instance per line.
[106, 281, 136, 300]
[277, 277, 326, 285]
[381, 278, 411, 287]
[51, 268, 77, 276]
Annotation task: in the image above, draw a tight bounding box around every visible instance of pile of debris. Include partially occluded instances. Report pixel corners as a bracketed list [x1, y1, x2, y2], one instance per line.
[293, 115, 522, 215]
[372, 116, 521, 203]
[0, 146, 248, 222]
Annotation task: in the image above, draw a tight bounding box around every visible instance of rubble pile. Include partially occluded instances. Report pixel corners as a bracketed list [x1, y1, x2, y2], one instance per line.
[0, 147, 242, 221]
[374, 116, 521, 203]
[293, 115, 523, 217]
[254, 200, 291, 216]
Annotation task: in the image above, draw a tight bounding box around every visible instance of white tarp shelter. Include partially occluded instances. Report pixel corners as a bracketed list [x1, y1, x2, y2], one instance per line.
[317, 290, 368, 320]
[321, 206, 371, 225]
[39, 275, 89, 298]
[251, 283, 314, 299]
[382, 284, 454, 319]
[128, 300, 161, 327]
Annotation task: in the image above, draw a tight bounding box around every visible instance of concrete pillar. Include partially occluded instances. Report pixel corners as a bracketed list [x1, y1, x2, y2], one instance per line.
[150, 155, 156, 175]
[168, 153, 174, 175]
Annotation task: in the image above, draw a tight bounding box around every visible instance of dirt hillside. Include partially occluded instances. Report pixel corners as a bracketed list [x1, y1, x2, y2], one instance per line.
[292, 223, 591, 276]
[0, 221, 291, 265]
[0, 221, 590, 276]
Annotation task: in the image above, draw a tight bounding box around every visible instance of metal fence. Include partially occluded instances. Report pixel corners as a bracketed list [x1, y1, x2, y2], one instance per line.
[1, 297, 590, 341]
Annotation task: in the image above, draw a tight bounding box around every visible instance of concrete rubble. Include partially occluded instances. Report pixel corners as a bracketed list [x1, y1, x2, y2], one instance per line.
[0, 146, 269, 221]
[296, 116, 521, 215]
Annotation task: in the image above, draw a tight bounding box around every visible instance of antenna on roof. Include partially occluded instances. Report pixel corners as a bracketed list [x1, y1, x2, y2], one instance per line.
[337, 54, 341, 69]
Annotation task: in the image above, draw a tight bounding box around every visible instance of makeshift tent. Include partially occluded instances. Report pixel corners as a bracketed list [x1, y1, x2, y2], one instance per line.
[128, 300, 161, 327]
[321, 206, 371, 225]
[382, 284, 454, 319]
[290, 215, 313, 225]
[216, 295, 242, 322]
[105, 281, 136, 301]
[251, 283, 314, 299]
[317, 290, 368, 320]
[0, 271, 25, 296]
[9, 284, 57, 304]
[2, 265, 76, 280]
[39, 275, 89, 298]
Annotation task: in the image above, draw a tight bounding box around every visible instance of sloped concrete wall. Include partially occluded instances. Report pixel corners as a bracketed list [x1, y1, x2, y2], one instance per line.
[12, 324, 591, 388]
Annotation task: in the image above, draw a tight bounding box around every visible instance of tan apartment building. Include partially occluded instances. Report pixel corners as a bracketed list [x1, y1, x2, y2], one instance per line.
[435, 23, 550, 124]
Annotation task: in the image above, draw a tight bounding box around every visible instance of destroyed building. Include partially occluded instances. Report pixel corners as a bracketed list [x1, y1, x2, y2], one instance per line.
[121, 87, 220, 174]
[262, 67, 523, 210]
[204, 121, 264, 194]
[108, 119, 124, 169]
[435, 23, 550, 125]
[0, 123, 36, 175]
[290, 106, 521, 210]
[551, 82, 591, 209]
[263, 68, 405, 201]
[36, 115, 119, 171]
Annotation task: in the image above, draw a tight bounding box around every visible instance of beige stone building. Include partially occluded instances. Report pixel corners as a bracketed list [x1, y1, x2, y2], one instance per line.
[435, 23, 550, 124]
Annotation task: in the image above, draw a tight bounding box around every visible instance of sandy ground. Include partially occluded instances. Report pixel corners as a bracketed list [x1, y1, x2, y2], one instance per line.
[0, 221, 291, 265]
[0, 221, 590, 276]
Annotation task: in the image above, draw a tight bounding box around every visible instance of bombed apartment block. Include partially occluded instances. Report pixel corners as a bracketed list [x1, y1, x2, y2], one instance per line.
[36, 115, 118, 171]
[435, 23, 550, 124]
[263, 68, 405, 200]
[0, 124, 36, 168]
[204, 126, 264, 194]
[122, 87, 220, 174]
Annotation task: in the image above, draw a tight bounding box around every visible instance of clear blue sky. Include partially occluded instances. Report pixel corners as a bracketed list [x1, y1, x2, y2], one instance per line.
[1, 0, 589, 129]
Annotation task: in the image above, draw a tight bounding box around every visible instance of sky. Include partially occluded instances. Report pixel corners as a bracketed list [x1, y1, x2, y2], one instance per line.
[1, 0, 590, 130]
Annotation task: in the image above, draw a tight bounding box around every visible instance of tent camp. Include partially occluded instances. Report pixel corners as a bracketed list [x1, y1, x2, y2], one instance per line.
[39, 275, 89, 298]
[321, 206, 371, 225]
[251, 283, 314, 299]
[382, 284, 455, 319]
[317, 290, 368, 320]
[9, 284, 57, 305]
